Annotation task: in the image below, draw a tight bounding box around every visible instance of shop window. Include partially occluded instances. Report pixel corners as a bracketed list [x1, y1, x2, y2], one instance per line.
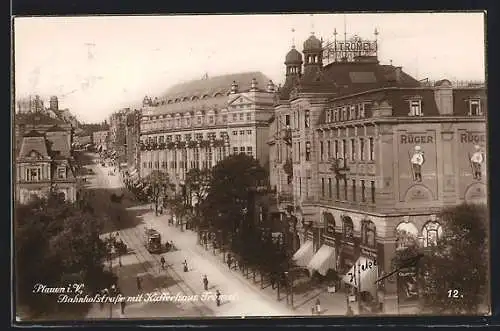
[422, 221, 443, 247]
[361, 220, 376, 247]
[324, 213, 335, 235]
[395, 222, 419, 250]
[342, 217, 354, 240]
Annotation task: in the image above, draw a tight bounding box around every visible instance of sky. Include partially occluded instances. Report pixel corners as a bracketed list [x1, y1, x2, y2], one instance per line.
[14, 13, 485, 123]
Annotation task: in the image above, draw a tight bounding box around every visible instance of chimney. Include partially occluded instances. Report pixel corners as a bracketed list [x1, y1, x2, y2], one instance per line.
[230, 81, 239, 94]
[395, 67, 402, 82]
[250, 78, 258, 91]
[434, 79, 454, 115]
[267, 80, 275, 93]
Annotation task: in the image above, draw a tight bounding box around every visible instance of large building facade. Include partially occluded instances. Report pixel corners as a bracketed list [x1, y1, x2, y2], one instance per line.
[139, 72, 276, 190]
[15, 112, 79, 204]
[268, 33, 487, 313]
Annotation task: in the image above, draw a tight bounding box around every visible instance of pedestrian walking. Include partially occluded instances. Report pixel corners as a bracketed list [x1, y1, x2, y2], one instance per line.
[315, 298, 321, 315]
[183, 259, 188, 272]
[120, 300, 126, 315]
[136, 276, 142, 292]
[160, 256, 166, 270]
[311, 305, 315, 315]
[346, 305, 354, 316]
[215, 290, 221, 307]
[203, 275, 208, 291]
[227, 253, 232, 269]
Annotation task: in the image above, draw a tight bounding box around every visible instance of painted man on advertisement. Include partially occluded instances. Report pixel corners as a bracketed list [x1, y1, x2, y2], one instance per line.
[410, 146, 425, 182]
[470, 145, 485, 180]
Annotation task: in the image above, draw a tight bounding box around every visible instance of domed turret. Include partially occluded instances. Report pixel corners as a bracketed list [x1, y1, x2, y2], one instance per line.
[302, 33, 323, 78]
[285, 46, 303, 64]
[303, 34, 322, 51]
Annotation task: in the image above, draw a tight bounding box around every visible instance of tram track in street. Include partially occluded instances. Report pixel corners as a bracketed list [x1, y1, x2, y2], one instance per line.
[91, 161, 212, 317]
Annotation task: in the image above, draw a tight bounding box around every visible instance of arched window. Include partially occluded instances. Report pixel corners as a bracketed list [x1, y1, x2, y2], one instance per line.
[422, 221, 443, 247]
[323, 212, 335, 236]
[361, 219, 376, 247]
[395, 222, 419, 250]
[342, 216, 354, 240]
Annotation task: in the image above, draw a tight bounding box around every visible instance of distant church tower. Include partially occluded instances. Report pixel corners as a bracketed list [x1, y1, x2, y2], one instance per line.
[50, 96, 59, 111]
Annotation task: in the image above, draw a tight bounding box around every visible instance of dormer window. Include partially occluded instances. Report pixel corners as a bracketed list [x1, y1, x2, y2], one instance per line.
[57, 166, 66, 179]
[409, 99, 423, 117]
[468, 99, 482, 116]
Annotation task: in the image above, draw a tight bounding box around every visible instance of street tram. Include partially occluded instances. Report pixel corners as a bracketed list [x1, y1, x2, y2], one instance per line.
[144, 228, 162, 254]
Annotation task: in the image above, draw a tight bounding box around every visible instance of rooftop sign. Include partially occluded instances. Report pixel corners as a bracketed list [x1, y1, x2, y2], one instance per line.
[323, 35, 378, 64]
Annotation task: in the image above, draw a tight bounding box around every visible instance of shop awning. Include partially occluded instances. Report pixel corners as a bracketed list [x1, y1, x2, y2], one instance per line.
[292, 240, 314, 268]
[307, 245, 336, 276]
[342, 256, 378, 296]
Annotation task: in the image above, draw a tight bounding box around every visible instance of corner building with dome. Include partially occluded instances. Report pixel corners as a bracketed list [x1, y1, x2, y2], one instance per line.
[268, 32, 487, 313]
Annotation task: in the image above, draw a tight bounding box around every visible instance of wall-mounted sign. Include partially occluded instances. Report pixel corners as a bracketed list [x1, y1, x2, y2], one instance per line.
[460, 132, 486, 144]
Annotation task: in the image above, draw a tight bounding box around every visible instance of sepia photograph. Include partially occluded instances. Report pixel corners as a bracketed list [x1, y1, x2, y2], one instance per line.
[12, 12, 489, 322]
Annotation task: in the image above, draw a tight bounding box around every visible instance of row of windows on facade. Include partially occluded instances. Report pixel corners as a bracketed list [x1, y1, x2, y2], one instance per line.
[141, 146, 253, 170]
[320, 177, 376, 204]
[143, 131, 230, 144]
[22, 167, 66, 182]
[323, 218, 377, 248]
[283, 137, 375, 163]
[327, 217, 442, 248]
[142, 112, 254, 130]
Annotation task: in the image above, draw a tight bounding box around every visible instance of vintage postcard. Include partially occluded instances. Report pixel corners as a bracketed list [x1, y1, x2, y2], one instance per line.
[12, 12, 489, 322]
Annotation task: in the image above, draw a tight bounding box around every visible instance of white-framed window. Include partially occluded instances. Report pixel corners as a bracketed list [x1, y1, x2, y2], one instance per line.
[240, 146, 245, 154]
[409, 99, 423, 116]
[246, 146, 253, 157]
[369, 137, 374, 161]
[239, 113, 244, 121]
[468, 99, 482, 116]
[350, 139, 356, 161]
[422, 221, 443, 247]
[57, 167, 66, 179]
[326, 110, 331, 123]
[239, 130, 245, 135]
[232, 114, 237, 121]
[349, 105, 356, 120]
[25, 167, 41, 182]
[246, 113, 252, 121]
[232, 131, 237, 136]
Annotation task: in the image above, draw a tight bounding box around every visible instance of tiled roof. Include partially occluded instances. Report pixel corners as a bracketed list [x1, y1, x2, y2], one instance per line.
[16, 112, 66, 126]
[23, 130, 45, 137]
[162, 71, 271, 101]
[18, 136, 49, 158]
[279, 61, 420, 100]
[46, 133, 71, 157]
[46, 125, 69, 132]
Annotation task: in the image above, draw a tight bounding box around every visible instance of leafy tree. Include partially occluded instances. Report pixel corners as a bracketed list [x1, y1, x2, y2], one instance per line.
[185, 168, 212, 218]
[392, 203, 488, 315]
[166, 194, 188, 228]
[201, 154, 266, 241]
[143, 170, 170, 215]
[15, 196, 109, 319]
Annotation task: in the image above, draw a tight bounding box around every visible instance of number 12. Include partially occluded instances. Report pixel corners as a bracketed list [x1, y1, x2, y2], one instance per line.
[448, 289, 459, 298]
